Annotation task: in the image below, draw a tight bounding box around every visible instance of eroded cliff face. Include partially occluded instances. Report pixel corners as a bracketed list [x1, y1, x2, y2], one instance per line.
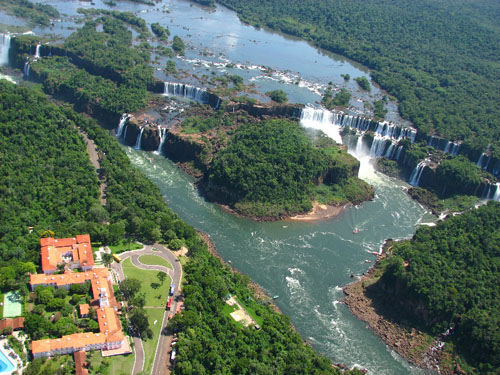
[225, 102, 302, 119]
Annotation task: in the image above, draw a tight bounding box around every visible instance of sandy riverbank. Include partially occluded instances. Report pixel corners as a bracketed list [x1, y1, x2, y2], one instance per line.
[289, 202, 349, 222]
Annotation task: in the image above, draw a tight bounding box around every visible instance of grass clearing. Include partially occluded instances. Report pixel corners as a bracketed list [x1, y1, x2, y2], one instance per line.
[236, 297, 264, 326]
[88, 346, 135, 375]
[142, 308, 165, 374]
[138, 254, 172, 269]
[109, 240, 142, 254]
[122, 258, 170, 307]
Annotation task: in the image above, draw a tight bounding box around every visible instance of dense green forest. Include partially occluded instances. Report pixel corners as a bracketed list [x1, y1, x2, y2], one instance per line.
[374, 202, 500, 373]
[215, 0, 500, 157]
[204, 118, 372, 218]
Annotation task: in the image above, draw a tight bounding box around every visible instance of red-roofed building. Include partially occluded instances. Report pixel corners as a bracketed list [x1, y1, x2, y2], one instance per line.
[0, 317, 24, 331]
[40, 235, 94, 274]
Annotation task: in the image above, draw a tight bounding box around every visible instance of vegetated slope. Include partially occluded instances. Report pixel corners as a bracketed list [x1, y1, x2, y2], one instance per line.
[216, 0, 500, 155]
[375, 202, 500, 373]
[206, 119, 372, 218]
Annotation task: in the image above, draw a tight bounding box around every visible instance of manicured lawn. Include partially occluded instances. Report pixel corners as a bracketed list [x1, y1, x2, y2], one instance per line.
[143, 308, 166, 374]
[39, 355, 73, 374]
[122, 258, 170, 307]
[109, 240, 142, 254]
[0, 293, 3, 318]
[138, 254, 172, 269]
[88, 346, 135, 375]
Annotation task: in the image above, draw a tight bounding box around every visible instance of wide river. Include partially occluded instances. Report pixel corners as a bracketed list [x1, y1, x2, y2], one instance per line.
[2, 1, 434, 373]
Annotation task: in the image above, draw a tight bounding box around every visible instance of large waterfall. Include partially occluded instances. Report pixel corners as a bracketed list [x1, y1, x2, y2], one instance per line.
[409, 161, 426, 186]
[299, 106, 416, 157]
[0, 34, 11, 66]
[23, 57, 30, 77]
[493, 184, 500, 202]
[34, 43, 41, 59]
[134, 127, 144, 150]
[157, 127, 167, 154]
[116, 113, 128, 137]
[164, 82, 210, 103]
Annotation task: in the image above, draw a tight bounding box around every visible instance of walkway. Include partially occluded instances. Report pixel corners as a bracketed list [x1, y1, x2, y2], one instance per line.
[111, 244, 182, 375]
[78, 129, 107, 206]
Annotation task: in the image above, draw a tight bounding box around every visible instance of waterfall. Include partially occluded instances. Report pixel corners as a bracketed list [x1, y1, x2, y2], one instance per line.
[493, 183, 500, 202]
[370, 136, 387, 157]
[35, 44, 41, 59]
[394, 145, 403, 161]
[384, 142, 396, 159]
[0, 34, 11, 66]
[215, 97, 221, 110]
[482, 184, 492, 200]
[493, 161, 500, 177]
[409, 161, 426, 186]
[23, 57, 30, 77]
[123, 123, 128, 141]
[116, 113, 128, 137]
[134, 127, 144, 150]
[164, 82, 210, 103]
[477, 153, 485, 167]
[299, 106, 343, 144]
[157, 127, 167, 154]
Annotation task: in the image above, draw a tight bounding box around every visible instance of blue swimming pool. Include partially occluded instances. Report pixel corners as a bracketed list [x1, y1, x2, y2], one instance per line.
[0, 348, 15, 374]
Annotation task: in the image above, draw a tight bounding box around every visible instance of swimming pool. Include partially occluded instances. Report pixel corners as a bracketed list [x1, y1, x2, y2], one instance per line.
[0, 347, 15, 374]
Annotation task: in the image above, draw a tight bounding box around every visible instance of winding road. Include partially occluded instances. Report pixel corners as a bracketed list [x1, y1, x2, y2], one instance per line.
[111, 244, 182, 375]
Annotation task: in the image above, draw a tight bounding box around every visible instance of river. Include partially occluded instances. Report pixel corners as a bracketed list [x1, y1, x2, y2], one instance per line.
[1, 1, 434, 373]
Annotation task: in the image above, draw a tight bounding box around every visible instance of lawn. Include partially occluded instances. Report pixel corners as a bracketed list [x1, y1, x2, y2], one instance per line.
[109, 240, 142, 254]
[138, 254, 172, 269]
[236, 297, 264, 327]
[143, 308, 166, 374]
[0, 293, 3, 318]
[88, 346, 135, 375]
[122, 258, 171, 307]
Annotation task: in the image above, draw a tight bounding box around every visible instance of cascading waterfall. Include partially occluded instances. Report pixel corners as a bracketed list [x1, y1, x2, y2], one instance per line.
[299, 106, 343, 144]
[23, 57, 30, 77]
[116, 113, 128, 137]
[369, 136, 388, 157]
[493, 184, 500, 201]
[134, 127, 144, 150]
[123, 123, 128, 141]
[493, 162, 500, 177]
[428, 136, 460, 155]
[164, 82, 210, 103]
[0, 33, 11, 66]
[35, 44, 41, 59]
[409, 161, 426, 186]
[157, 127, 167, 154]
[477, 153, 486, 167]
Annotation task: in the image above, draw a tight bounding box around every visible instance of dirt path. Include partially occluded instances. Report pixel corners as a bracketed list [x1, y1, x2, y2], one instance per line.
[78, 129, 107, 206]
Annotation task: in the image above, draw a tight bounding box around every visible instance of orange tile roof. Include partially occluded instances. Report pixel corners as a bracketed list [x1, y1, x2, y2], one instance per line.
[0, 317, 24, 330]
[79, 304, 90, 316]
[30, 268, 109, 288]
[74, 350, 88, 375]
[40, 235, 94, 273]
[97, 307, 122, 338]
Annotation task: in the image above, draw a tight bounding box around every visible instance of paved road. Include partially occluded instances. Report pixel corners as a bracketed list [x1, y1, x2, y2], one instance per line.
[112, 244, 182, 375]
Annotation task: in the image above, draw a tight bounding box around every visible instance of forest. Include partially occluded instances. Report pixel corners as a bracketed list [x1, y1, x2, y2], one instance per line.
[215, 0, 500, 157]
[374, 202, 500, 373]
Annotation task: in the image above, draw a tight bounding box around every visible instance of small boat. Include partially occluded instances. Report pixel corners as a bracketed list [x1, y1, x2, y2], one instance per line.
[353, 228, 359, 234]
[282, 225, 288, 228]
[272, 295, 279, 300]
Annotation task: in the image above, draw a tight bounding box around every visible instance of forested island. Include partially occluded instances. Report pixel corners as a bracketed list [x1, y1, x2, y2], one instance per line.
[345, 202, 500, 375]
[162, 108, 373, 220]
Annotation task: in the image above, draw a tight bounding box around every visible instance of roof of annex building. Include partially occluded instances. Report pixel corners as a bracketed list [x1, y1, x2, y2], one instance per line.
[40, 235, 94, 272]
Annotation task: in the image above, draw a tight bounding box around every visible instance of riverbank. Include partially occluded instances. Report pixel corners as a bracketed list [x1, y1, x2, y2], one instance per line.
[197, 230, 283, 314]
[289, 202, 349, 222]
[342, 251, 453, 375]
